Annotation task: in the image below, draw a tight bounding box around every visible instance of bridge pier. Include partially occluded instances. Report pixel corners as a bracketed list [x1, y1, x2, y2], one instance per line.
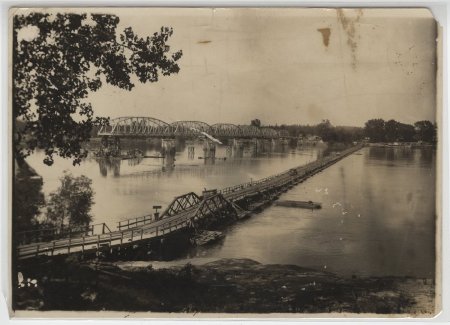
[232, 138, 245, 158]
[271, 138, 279, 151]
[251, 138, 263, 157]
[280, 138, 289, 152]
[186, 140, 195, 160]
[100, 136, 121, 157]
[262, 139, 272, 153]
[226, 145, 233, 158]
[161, 139, 176, 170]
[203, 140, 216, 164]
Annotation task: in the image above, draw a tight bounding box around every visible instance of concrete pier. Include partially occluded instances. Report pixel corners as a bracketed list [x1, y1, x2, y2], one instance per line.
[186, 140, 195, 160]
[161, 139, 176, 170]
[203, 140, 216, 164]
[232, 139, 245, 158]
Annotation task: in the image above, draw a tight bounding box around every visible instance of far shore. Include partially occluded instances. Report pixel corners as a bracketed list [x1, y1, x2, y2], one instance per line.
[367, 142, 435, 147]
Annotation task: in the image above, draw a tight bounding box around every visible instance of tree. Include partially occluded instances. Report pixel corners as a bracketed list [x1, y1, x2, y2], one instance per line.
[13, 162, 45, 232]
[316, 119, 337, 142]
[385, 119, 400, 142]
[251, 119, 261, 127]
[414, 120, 436, 143]
[364, 119, 386, 142]
[13, 12, 183, 166]
[46, 172, 94, 229]
[397, 123, 415, 142]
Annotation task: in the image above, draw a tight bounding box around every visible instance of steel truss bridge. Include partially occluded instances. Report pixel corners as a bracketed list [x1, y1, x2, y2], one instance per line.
[98, 117, 290, 139]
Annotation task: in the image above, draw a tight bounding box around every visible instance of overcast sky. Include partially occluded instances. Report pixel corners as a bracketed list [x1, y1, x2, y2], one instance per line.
[36, 8, 439, 127]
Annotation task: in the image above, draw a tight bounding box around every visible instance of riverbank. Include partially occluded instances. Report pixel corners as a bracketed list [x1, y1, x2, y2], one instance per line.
[14, 258, 435, 315]
[368, 142, 435, 148]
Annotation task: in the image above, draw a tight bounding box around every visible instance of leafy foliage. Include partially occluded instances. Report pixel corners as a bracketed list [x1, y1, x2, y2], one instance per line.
[271, 121, 364, 144]
[270, 117, 436, 144]
[364, 119, 436, 143]
[13, 162, 45, 232]
[363, 119, 386, 142]
[250, 119, 261, 127]
[46, 172, 94, 228]
[414, 120, 436, 143]
[13, 13, 182, 165]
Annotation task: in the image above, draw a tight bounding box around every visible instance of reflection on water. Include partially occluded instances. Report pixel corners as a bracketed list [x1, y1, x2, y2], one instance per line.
[368, 146, 435, 167]
[188, 146, 436, 278]
[97, 157, 144, 177]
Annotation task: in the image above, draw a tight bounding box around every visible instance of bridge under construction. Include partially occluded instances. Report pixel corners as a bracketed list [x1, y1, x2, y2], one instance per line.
[16, 144, 364, 262]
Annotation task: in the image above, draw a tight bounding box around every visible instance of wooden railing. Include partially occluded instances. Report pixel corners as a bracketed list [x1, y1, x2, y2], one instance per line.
[16, 223, 111, 245]
[117, 214, 154, 230]
[17, 213, 194, 260]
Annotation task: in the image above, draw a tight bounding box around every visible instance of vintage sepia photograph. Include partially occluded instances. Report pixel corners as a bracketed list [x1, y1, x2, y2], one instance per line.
[10, 7, 439, 316]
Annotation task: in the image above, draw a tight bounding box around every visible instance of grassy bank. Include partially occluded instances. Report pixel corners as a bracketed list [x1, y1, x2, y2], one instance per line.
[14, 258, 435, 315]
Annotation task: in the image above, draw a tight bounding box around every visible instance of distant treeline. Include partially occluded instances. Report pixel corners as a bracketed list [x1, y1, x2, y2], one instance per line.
[269, 120, 363, 143]
[269, 119, 437, 144]
[363, 119, 436, 143]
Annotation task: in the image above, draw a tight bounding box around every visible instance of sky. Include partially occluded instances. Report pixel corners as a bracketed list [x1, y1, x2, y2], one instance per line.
[23, 7, 439, 127]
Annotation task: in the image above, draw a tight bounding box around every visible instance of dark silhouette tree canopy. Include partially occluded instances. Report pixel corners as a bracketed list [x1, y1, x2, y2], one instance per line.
[364, 118, 435, 143]
[46, 171, 94, 228]
[14, 162, 45, 232]
[251, 119, 261, 127]
[364, 119, 386, 142]
[414, 120, 436, 143]
[13, 13, 183, 166]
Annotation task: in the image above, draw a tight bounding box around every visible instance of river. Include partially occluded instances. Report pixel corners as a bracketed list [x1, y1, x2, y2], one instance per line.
[26, 142, 436, 278]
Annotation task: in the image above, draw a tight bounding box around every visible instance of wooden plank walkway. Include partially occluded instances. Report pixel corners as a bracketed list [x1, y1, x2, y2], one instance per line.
[17, 144, 364, 260]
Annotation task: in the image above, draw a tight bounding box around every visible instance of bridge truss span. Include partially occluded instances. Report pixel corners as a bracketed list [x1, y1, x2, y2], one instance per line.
[97, 116, 292, 139]
[260, 127, 279, 138]
[170, 121, 212, 137]
[98, 117, 172, 137]
[211, 123, 242, 138]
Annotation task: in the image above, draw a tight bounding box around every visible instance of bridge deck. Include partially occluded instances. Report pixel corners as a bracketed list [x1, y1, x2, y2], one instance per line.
[17, 144, 364, 260]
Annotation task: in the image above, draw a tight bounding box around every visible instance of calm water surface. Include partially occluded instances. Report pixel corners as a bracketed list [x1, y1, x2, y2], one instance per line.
[27, 144, 436, 278]
[190, 146, 436, 278]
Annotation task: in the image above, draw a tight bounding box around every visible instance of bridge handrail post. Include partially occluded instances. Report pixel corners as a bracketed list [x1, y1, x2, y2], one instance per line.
[51, 241, 55, 256]
[131, 229, 134, 242]
[35, 244, 40, 257]
[81, 236, 85, 255]
[68, 237, 71, 254]
[141, 228, 143, 240]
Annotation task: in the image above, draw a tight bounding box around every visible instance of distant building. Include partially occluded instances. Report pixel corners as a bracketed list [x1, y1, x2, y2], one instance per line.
[297, 134, 323, 146]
